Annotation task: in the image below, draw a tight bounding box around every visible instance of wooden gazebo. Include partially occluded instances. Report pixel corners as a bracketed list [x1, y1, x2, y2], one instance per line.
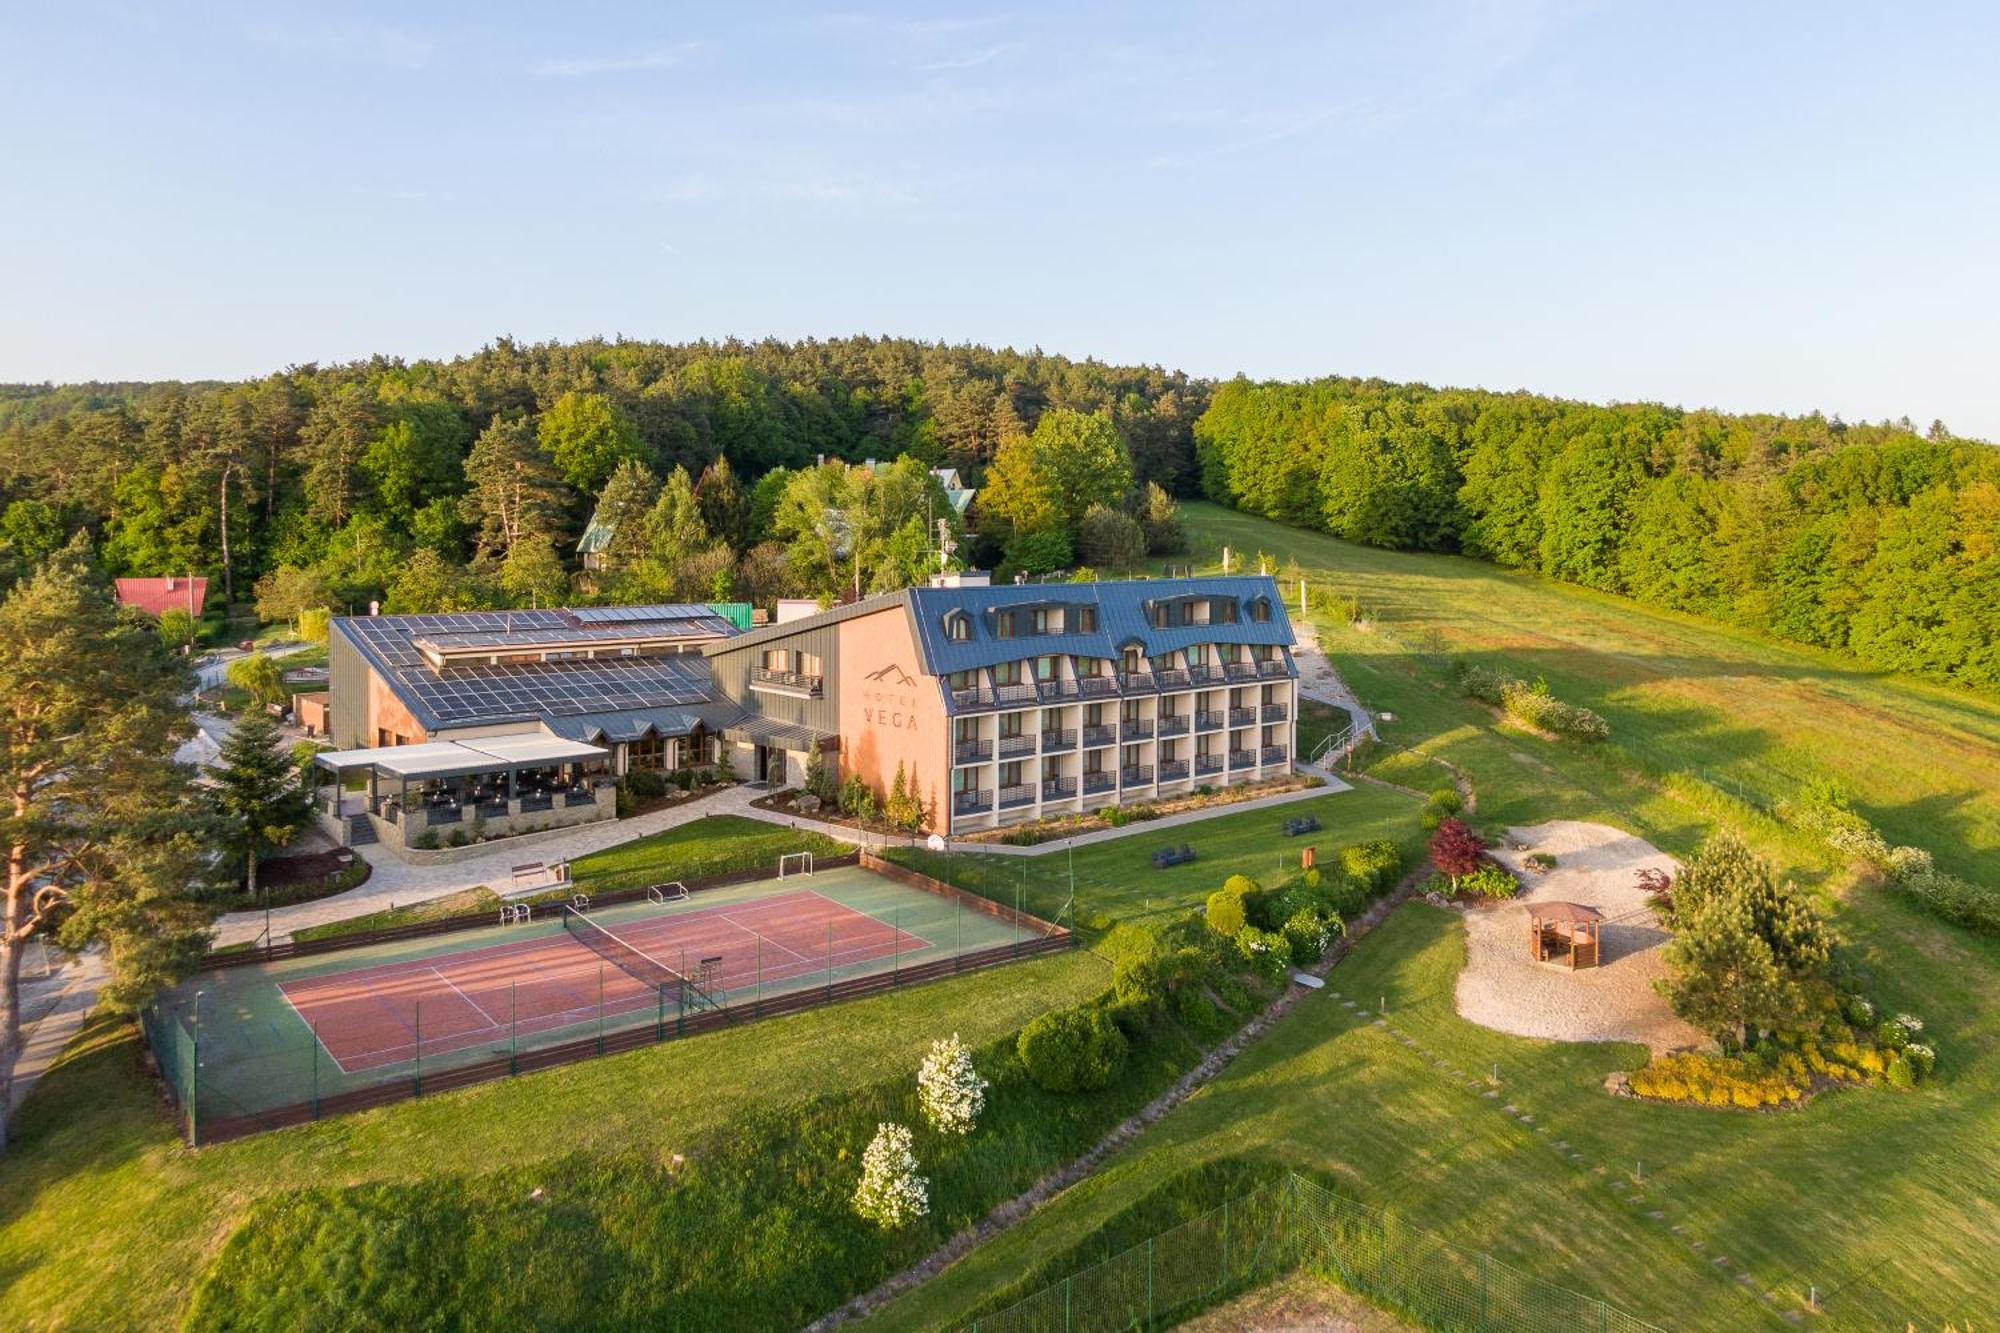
[1528, 901, 1603, 970]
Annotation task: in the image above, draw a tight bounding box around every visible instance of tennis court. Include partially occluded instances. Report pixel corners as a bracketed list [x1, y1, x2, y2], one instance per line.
[145, 857, 1067, 1142]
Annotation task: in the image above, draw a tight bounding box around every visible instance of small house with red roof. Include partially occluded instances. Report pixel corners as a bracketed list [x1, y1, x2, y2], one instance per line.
[114, 576, 208, 619]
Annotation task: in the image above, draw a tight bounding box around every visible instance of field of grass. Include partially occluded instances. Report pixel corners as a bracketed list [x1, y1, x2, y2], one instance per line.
[852, 503, 2000, 1330]
[864, 901, 2000, 1330]
[0, 950, 1111, 1329]
[889, 783, 1426, 932]
[568, 812, 848, 893]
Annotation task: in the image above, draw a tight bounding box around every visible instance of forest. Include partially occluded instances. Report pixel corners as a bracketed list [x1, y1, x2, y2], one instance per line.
[1197, 378, 2000, 691]
[0, 336, 1994, 692]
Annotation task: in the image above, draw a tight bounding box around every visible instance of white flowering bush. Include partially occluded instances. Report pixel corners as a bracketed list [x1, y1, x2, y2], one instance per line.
[918, 1034, 989, 1136]
[852, 1122, 930, 1228]
[1894, 1013, 1925, 1039]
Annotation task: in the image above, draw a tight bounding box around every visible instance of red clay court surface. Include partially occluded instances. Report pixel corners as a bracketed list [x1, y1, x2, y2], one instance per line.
[280, 888, 931, 1073]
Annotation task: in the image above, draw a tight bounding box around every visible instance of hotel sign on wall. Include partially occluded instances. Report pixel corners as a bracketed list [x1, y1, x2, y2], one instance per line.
[861, 662, 920, 731]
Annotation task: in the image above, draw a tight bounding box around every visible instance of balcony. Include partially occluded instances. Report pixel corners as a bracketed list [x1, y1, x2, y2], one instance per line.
[998, 733, 1037, 759]
[1118, 670, 1156, 694]
[1121, 765, 1155, 786]
[1076, 675, 1119, 700]
[1187, 665, 1219, 686]
[1157, 714, 1190, 737]
[1196, 710, 1225, 731]
[1040, 728, 1077, 753]
[1156, 667, 1191, 690]
[1041, 776, 1078, 801]
[1036, 678, 1080, 703]
[1195, 753, 1223, 775]
[1261, 745, 1289, 766]
[950, 686, 996, 712]
[952, 789, 992, 816]
[1121, 718, 1154, 740]
[993, 681, 1039, 707]
[1262, 703, 1289, 723]
[1225, 662, 1259, 682]
[1228, 707, 1257, 727]
[1082, 724, 1115, 748]
[750, 665, 824, 698]
[998, 783, 1036, 810]
[1082, 771, 1115, 795]
[1258, 659, 1290, 679]
[1228, 749, 1255, 770]
[1158, 759, 1190, 782]
[953, 739, 993, 764]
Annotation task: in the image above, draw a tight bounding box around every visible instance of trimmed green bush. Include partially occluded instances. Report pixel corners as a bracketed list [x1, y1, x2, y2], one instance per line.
[1204, 885, 1248, 937]
[1017, 1005, 1130, 1093]
[1426, 786, 1463, 813]
[1461, 864, 1520, 900]
[1339, 839, 1403, 894]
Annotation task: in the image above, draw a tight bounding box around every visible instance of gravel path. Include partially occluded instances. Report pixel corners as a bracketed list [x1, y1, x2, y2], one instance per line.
[1454, 820, 1707, 1054]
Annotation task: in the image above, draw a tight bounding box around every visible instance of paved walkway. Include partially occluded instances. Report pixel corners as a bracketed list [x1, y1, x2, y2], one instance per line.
[1291, 618, 1377, 746]
[6, 948, 107, 1112]
[210, 782, 767, 946]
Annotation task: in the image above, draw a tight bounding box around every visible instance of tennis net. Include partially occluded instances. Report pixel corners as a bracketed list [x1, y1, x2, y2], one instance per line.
[563, 906, 716, 1009]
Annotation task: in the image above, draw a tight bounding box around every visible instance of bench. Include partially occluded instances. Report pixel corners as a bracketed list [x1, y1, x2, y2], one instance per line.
[1151, 844, 1196, 870]
[1282, 815, 1323, 837]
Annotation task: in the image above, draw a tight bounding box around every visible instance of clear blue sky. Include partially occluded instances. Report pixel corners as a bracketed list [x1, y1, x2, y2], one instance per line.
[5, 2, 1997, 438]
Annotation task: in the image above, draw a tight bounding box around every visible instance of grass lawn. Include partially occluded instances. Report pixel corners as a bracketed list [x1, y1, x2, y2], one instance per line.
[0, 950, 1111, 1329]
[291, 885, 502, 942]
[863, 900, 2000, 1331]
[887, 781, 1427, 931]
[568, 812, 848, 893]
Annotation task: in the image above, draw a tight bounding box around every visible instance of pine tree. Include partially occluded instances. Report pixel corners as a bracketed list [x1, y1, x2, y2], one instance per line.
[212, 710, 314, 908]
[0, 541, 216, 1147]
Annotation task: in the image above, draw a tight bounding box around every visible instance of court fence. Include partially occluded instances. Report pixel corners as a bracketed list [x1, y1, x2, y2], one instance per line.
[965, 1172, 1665, 1333]
[143, 857, 1073, 1147]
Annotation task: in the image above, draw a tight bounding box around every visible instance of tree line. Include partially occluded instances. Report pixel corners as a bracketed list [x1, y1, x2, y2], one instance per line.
[0, 336, 1204, 615]
[1196, 377, 2000, 691]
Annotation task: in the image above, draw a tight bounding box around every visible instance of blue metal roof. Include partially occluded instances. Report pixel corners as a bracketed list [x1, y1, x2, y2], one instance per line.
[905, 575, 1296, 676]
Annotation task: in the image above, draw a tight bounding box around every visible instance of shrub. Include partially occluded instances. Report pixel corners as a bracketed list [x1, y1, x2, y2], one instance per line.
[1340, 840, 1402, 894]
[1171, 986, 1220, 1034]
[916, 1035, 988, 1135]
[1902, 1042, 1936, 1081]
[838, 775, 877, 821]
[1281, 907, 1337, 964]
[1842, 994, 1876, 1027]
[1460, 863, 1520, 900]
[1891, 864, 2000, 937]
[1233, 926, 1291, 983]
[1885, 1053, 1917, 1089]
[1203, 886, 1246, 937]
[1426, 786, 1463, 814]
[852, 1123, 929, 1228]
[623, 768, 668, 801]
[1429, 818, 1484, 887]
[1876, 1019, 1909, 1052]
[1017, 1005, 1129, 1093]
[1454, 662, 1609, 739]
[1628, 1052, 1803, 1108]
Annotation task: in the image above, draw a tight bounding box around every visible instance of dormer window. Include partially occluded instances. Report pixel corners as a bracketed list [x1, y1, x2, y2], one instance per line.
[1075, 606, 1097, 633]
[945, 610, 972, 642]
[1248, 597, 1271, 624]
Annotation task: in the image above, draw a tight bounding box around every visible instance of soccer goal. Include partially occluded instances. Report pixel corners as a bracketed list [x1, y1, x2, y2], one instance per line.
[648, 881, 690, 905]
[778, 851, 815, 879]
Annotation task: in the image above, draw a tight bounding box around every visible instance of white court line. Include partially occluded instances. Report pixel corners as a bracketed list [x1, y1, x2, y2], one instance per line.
[717, 911, 812, 962]
[429, 964, 503, 1027]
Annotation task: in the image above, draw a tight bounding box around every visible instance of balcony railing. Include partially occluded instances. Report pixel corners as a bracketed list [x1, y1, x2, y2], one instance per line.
[1157, 714, 1190, 737]
[1228, 749, 1255, 769]
[1196, 710, 1225, 730]
[1081, 724, 1115, 748]
[1187, 665, 1219, 685]
[950, 686, 995, 711]
[1036, 679, 1080, 702]
[1121, 718, 1154, 739]
[1040, 729, 1077, 753]
[1195, 753, 1223, 775]
[954, 739, 993, 764]
[1121, 765, 1155, 786]
[1227, 707, 1257, 727]
[952, 789, 992, 816]
[998, 783, 1036, 810]
[1082, 771, 1115, 795]
[1041, 777, 1078, 800]
[1156, 667, 1191, 690]
[1077, 675, 1119, 699]
[998, 733, 1037, 758]
[1226, 662, 1259, 682]
[1261, 745, 1289, 765]
[749, 665, 824, 698]
[994, 681, 1038, 707]
[1158, 759, 1190, 782]
[1118, 670, 1156, 694]
[1258, 659, 1290, 679]
[1262, 703, 1288, 722]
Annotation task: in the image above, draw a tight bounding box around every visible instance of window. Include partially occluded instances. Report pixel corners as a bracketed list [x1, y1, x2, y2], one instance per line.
[1041, 756, 1062, 781]
[1213, 598, 1239, 624]
[797, 651, 821, 676]
[1122, 744, 1143, 768]
[1000, 761, 1024, 787]
[945, 612, 971, 642]
[1122, 646, 1143, 672]
[949, 669, 979, 692]
[994, 611, 1014, 640]
[1075, 606, 1098, 633]
[1249, 597, 1271, 623]
[1150, 653, 1175, 674]
[999, 712, 1024, 738]
[1036, 654, 1059, 680]
[993, 660, 1022, 686]
[762, 648, 789, 671]
[955, 718, 979, 743]
[952, 768, 975, 793]
[1032, 608, 1054, 634]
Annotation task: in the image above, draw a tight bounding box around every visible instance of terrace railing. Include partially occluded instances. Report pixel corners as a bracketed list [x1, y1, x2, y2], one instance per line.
[1228, 707, 1257, 727]
[1261, 745, 1288, 765]
[749, 665, 824, 698]
[998, 784, 1036, 810]
[1121, 718, 1154, 739]
[1195, 753, 1223, 775]
[953, 789, 993, 816]
[1228, 749, 1256, 769]
[954, 739, 994, 764]
[1258, 659, 1290, 678]
[1040, 729, 1077, 753]
[1120, 765, 1155, 786]
[997, 733, 1037, 759]
[1196, 710, 1226, 730]
[1157, 759, 1190, 782]
[1082, 771, 1115, 795]
[1156, 714, 1189, 737]
[1081, 725, 1115, 748]
[1040, 777, 1078, 801]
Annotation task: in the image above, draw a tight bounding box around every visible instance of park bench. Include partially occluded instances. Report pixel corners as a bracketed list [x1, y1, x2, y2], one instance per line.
[1282, 814, 1323, 837]
[1151, 844, 1196, 870]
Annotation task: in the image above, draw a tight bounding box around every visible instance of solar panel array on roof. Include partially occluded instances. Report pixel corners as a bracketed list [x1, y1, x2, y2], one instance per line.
[415, 623, 722, 650]
[566, 604, 721, 625]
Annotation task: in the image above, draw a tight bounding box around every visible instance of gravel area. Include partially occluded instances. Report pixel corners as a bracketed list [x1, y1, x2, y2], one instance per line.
[1454, 820, 1708, 1054]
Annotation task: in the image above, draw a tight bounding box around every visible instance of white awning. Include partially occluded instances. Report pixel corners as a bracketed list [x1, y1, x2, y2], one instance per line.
[463, 734, 610, 766]
[312, 734, 610, 781]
